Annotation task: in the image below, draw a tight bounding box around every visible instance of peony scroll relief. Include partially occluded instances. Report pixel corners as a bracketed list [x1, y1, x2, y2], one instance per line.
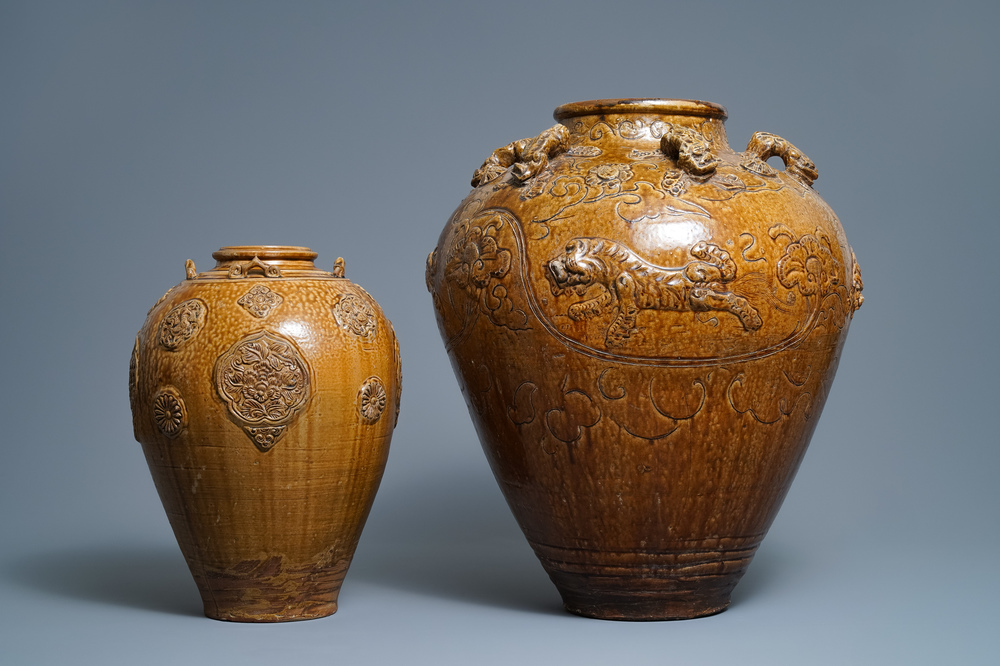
[214, 330, 311, 451]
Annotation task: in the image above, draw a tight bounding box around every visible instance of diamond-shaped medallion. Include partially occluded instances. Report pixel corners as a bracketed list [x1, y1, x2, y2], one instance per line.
[238, 284, 283, 318]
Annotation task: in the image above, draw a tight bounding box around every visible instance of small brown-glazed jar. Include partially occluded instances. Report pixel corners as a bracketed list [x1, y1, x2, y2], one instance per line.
[130, 246, 400, 621]
[427, 99, 863, 620]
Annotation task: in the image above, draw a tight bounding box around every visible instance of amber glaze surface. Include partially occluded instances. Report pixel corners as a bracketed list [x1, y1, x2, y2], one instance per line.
[427, 99, 862, 620]
[131, 246, 400, 621]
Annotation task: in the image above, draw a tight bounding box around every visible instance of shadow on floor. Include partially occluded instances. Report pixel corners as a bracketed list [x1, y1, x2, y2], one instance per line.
[5, 545, 203, 617]
[351, 467, 805, 618]
[348, 468, 565, 616]
[4, 466, 794, 620]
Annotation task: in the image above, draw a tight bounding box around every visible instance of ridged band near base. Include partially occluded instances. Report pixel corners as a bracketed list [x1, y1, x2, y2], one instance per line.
[532, 537, 760, 621]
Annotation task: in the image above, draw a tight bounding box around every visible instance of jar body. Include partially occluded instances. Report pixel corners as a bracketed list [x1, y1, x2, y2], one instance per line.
[426, 100, 862, 619]
[131, 247, 400, 621]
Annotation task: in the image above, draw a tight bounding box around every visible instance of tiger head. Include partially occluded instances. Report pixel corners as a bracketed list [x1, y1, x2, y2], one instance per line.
[546, 238, 610, 296]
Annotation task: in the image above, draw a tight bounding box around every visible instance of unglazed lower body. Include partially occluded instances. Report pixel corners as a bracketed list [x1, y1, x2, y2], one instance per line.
[190, 556, 351, 622]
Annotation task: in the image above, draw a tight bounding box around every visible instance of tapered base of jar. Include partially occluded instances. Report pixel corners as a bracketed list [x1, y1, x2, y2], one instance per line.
[192, 557, 348, 623]
[534, 539, 755, 621]
[555, 576, 733, 621]
[205, 601, 338, 623]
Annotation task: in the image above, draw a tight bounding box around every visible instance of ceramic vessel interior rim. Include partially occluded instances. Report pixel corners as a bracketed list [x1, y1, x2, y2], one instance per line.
[212, 245, 319, 262]
[553, 98, 728, 121]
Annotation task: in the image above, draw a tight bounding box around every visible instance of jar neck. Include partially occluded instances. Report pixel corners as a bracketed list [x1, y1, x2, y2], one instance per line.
[192, 246, 341, 280]
[554, 99, 730, 152]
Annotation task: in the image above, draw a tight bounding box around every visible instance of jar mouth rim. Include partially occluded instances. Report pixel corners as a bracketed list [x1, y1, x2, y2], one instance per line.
[212, 246, 318, 261]
[554, 98, 727, 121]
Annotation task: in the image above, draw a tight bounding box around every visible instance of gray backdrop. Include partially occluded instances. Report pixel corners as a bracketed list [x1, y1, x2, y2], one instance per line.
[2, 1, 997, 663]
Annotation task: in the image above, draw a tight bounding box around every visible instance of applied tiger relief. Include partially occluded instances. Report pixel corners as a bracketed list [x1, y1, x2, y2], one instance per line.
[546, 238, 762, 348]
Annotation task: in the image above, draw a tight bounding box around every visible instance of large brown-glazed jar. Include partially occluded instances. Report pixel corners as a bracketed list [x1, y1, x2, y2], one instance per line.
[426, 99, 863, 620]
[130, 246, 401, 621]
